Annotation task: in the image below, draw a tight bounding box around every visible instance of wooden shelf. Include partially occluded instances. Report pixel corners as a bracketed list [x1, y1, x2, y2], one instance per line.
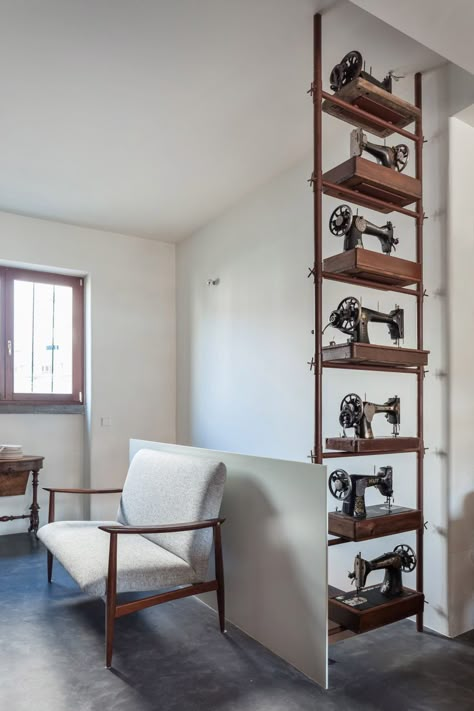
[329, 585, 424, 634]
[323, 249, 421, 289]
[322, 343, 429, 370]
[328, 585, 355, 642]
[328, 504, 422, 541]
[325, 436, 420, 454]
[322, 157, 421, 213]
[322, 78, 420, 139]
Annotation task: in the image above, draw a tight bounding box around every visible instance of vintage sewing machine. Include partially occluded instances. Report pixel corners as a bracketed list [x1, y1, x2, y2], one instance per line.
[339, 392, 400, 438]
[326, 296, 404, 345]
[330, 50, 393, 93]
[349, 545, 417, 598]
[351, 127, 409, 172]
[328, 466, 393, 519]
[329, 204, 398, 255]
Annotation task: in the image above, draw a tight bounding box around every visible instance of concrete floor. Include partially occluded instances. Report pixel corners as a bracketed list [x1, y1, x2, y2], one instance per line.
[1, 533, 473, 711]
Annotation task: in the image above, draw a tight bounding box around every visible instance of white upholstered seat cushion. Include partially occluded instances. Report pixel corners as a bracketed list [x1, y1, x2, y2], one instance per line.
[117, 450, 226, 580]
[38, 521, 199, 597]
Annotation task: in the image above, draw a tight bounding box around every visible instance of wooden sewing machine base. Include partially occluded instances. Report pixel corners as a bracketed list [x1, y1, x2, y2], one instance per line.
[325, 436, 420, 454]
[322, 342, 429, 369]
[323, 248, 421, 288]
[329, 584, 424, 633]
[329, 504, 422, 541]
[322, 157, 421, 213]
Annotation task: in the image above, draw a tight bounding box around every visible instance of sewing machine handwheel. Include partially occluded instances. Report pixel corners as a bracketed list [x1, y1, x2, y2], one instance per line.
[339, 393, 363, 429]
[329, 204, 353, 236]
[330, 51, 362, 92]
[394, 544, 417, 572]
[328, 469, 352, 501]
[332, 296, 361, 333]
[394, 144, 409, 172]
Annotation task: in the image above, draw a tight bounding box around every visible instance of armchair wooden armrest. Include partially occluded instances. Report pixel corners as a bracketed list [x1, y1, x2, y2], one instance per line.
[43, 487, 123, 524]
[98, 518, 225, 535]
[43, 487, 123, 494]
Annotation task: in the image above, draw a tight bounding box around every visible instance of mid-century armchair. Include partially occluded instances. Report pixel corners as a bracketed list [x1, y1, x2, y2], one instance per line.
[38, 449, 226, 668]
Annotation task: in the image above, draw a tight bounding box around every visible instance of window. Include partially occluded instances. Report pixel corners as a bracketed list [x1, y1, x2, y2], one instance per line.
[0, 267, 84, 406]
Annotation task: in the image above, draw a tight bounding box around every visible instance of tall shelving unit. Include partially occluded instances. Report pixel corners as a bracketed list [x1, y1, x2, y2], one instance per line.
[310, 13, 426, 636]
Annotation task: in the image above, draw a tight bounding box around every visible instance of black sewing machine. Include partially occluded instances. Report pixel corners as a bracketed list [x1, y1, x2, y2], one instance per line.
[349, 545, 417, 598]
[339, 393, 400, 439]
[330, 50, 393, 93]
[328, 466, 393, 519]
[326, 296, 404, 345]
[329, 204, 398, 255]
[351, 127, 409, 172]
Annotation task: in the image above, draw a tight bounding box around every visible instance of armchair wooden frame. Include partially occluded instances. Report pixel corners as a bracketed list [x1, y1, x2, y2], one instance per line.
[43, 487, 226, 668]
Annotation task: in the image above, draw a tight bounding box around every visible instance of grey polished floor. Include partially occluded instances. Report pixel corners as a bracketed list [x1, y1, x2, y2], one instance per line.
[1, 534, 473, 711]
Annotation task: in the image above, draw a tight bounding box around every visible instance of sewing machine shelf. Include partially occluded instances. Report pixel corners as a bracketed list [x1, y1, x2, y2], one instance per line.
[329, 585, 424, 634]
[323, 249, 421, 289]
[325, 436, 420, 454]
[323, 157, 421, 214]
[322, 343, 429, 370]
[322, 78, 420, 139]
[328, 505, 422, 542]
[312, 15, 426, 642]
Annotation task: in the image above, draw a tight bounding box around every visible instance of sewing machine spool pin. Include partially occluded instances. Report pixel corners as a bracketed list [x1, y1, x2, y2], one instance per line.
[330, 50, 392, 94]
[350, 128, 409, 172]
[326, 295, 404, 345]
[349, 544, 417, 598]
[329, 204, 398, 255]
[339, 393, 400, 439]
[328, 465, 393, 519]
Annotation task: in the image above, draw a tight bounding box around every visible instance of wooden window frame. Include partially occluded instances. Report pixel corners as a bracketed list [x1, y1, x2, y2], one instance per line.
[0, 267, 84, 406]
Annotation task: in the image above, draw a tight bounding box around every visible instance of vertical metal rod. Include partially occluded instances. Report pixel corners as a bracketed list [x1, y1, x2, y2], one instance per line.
[313, 13, 323, 464]
[414, 72, 424, 632]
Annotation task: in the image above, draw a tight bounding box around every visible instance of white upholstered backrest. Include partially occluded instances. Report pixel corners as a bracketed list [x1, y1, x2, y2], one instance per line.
[117, 449, 226, 579]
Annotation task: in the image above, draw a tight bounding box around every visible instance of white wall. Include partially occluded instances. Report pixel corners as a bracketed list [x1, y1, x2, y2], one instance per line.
[177, 159, 313, 461]
[0, 211, 176, 530]
[176, 50, 455, 633]
[447, 117, 474, 636]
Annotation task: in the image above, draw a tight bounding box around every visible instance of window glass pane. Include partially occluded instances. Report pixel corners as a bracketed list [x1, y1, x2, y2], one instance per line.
[13, 280, 73, 394]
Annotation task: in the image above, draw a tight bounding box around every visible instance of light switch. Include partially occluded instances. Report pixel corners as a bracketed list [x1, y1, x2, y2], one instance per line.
[101, 417, 112, 427]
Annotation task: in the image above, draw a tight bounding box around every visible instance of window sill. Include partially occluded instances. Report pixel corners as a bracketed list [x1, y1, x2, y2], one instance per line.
[0, 403, 85, 415]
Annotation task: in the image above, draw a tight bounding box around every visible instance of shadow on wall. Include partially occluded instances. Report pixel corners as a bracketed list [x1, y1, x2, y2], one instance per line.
[448, 489, 474, 636]
[214, 472, 325, 675]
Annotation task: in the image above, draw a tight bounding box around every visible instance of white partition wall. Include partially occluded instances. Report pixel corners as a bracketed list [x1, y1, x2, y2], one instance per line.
[130, 439, 328, 688]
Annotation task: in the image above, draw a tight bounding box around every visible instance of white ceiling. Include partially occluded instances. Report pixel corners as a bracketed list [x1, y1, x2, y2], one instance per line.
[0, 0, 446, 242]
[350, 1, 474, 76]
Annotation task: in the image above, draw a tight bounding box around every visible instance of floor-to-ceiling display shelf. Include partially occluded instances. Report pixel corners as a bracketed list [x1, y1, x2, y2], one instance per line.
[309, 13, 426, 636]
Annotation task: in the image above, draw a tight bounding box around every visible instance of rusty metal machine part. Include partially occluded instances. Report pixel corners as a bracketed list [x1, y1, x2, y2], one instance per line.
[329, 204, 398, 254]
[327, 296, 404, 344]
[349, 545, 417, 596]
[328, 466, 393, 519]
[339, 393, 400, 439]
[329, 50, 392, 93]
[351, 128, 409, 172]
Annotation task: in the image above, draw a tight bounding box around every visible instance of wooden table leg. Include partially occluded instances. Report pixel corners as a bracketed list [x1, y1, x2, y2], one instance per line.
[28, 469, 40, 536]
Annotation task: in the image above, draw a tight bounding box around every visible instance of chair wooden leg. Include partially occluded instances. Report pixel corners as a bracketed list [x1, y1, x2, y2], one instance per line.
[47, 551, 53, 583]
[214, 523, 226, 633]
[105, 533, 118, 668]
[106, 603, 115, 669]
[47, 491, 55, 583]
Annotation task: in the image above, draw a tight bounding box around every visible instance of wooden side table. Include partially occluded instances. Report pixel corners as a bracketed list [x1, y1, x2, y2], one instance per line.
[0, 456, 44, 535]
